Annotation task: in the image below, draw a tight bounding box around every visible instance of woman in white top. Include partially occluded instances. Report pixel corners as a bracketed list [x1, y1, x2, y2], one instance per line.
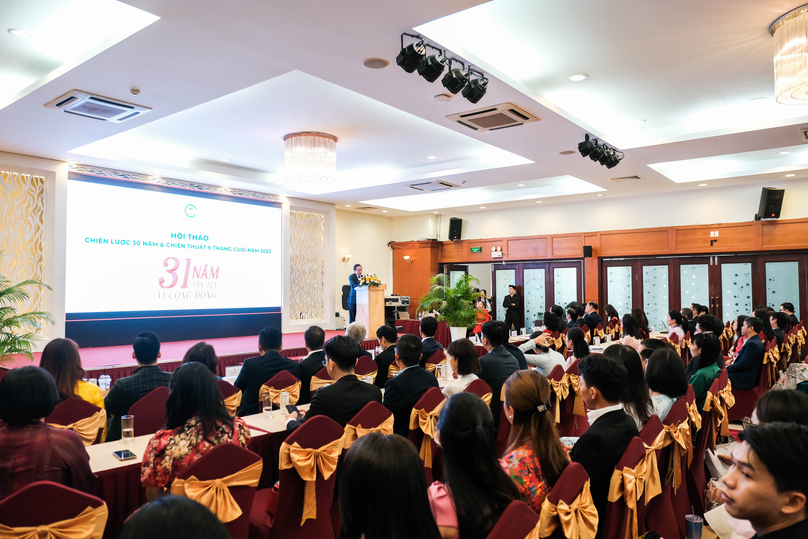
[645, 348, 688, 422]
[442, 338, 481, 398]
[518, 332, 566, 377]
[666, 310, 686, 343]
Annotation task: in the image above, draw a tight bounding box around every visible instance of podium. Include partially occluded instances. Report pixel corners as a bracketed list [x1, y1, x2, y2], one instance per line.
[356, 284, 386, 333]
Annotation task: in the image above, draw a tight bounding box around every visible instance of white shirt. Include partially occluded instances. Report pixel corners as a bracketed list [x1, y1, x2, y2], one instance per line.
[442, 373, 479, 398]
[586, 403, 624, 425]
[304, 349, 323, 359]
[525, 350, 566, 377]
[668, 326, 685, 342]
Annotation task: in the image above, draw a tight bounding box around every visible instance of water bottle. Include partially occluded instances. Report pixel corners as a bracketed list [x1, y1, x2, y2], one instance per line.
[99, 375, 111, 391]
[593, 336, 601, 346]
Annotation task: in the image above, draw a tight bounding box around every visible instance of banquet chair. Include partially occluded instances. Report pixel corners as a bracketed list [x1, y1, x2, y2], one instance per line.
[485, 500, 538, 539]
[218, 379, 243, 417]
[594, 323, 606, 343]
[546, 364, 568, 427]
[343, 401, 393, 450]
[261, 371, 302, 409]
[535, 462, 597, 539]
[129, 386, 170, 437]
[463, 378, 493, 405]
[603, 437, 659, 539]
[494, 385, 511, 457]
[729, 340, 774, 422]
[408, 387, 445, 483]
[0, 481, 108, 539]
[309, 367, 333, 394]
[46, 398, 106, 445]
[579, 323, 591, 344]
[558, 360, 589, 438]
[639, 414, 663, 447]
[688, 375, 723, 516]
[354, 356, 377, 378]
[249, 416, 344, 539]
[424, 349, 447, 377]
[173, 443, 263, 539]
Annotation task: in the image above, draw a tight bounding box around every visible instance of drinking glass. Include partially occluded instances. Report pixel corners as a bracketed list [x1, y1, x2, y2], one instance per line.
[435, 364, 443, 379]
[685, 515, 703, 539]
[263, 395, 274, 418]
[279, 391, 290, 412]
[121, 415, 134, 444]
[593, 336, 601, 346]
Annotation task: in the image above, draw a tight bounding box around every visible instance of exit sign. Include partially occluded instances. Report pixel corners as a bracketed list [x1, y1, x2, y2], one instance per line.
[470, 247, 482, 253]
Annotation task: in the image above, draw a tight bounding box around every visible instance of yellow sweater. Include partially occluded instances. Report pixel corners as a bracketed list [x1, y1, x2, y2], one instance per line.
[74, 380, 107, 442]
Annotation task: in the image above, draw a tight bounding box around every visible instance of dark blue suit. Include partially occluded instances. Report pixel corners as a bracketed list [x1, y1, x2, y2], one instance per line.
[727, 334, 764, 390]
[419, 337, 444, 369]
[234, 351, 301, 416]
[582, 312, 603, 330]
[348, 273, 361, 323]
[383, 366, 440, 437]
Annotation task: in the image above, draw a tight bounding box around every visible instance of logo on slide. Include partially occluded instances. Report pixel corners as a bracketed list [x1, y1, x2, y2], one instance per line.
[185, 204, 196, 218]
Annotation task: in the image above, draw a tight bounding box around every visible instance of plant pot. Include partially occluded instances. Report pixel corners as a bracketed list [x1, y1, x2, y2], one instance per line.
[449, 326, 468, 342]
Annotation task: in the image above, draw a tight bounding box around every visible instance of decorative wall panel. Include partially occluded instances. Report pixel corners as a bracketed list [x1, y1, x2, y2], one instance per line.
[766, 261, 800, 315]
[0, 171, 45, 314]
[523, 268, 546, 326]
[607, 266, 633, 317]
[553, 267, 577, 308]
[721, 263, 752, 323]
[290, 210, 324, 320]
[495, 269, 515, 322]
[680, 264, 709, 308]
[643, 265, 669, 331]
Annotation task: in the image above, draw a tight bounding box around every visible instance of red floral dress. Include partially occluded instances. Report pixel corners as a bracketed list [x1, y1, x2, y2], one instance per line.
[141, 416, 251, 488]
[500, 444, 550, 514]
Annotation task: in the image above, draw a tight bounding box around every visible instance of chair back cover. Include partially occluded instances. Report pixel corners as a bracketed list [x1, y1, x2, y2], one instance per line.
[344, 401, 394, 449]
[261, 371, 301, 407]
[603, 438, 656, 539]
[558, 360, 589, 437]
[408, 387, 445, 483]
[354, 356, 378, 377]
[310, 366, 333, 393]
[46, 398, 105, 445]
[463, 378, 493, 405]
[484, 500, 538, 539]
[129, 386, 170, 437]
[539, 462, 597, 539]
[217, 379, 242, 417]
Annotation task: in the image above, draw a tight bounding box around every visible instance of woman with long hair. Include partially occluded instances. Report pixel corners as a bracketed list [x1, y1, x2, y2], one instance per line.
[564, 327, 590, 369]
[604, 345, 653, 430]
[729, 314, 748, 357]
[632, 307, 650, 337]
[500, 370, 569, 514]
[645, 348, 688, 421]
[181, 342, 219, 374]
[340, 433, 441, 539]
[605, 304, 620, 324]
[688, 332, 722, 410]
[39, 338, 104, 409]
[141, 362, 250, 500]
[621, 314, 644, 351]
[754, 308, 775, 343]
[443, 338, 481, 398]
[429, 393, 519, 539]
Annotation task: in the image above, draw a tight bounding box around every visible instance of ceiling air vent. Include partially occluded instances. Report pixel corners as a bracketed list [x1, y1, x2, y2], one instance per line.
[409, 180, 459, 192]
[608, 175, 644, 184]
[446, 103, 539, 132]
[45, 90, 151, 123]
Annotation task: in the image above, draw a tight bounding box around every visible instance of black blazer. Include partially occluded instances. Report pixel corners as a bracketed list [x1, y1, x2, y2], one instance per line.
[297, 350, 325, 405]
[727, 334, 764, 390]
[503, 342, 527, 370]
[570, 409, 638, 538]
[374, 346, 396, 388]
[686, 319, 697, 336]
[234, 351, 301, 416]
[348, 273, 360, 304]
[773, 328, 785, 347]
[383, 366, 440, 437]
[419, 337, 444, 369]
[582, 312, 603, 330]
[566, 319, 580, 329]
[478, 346, 520, 417]
[286, 375, 382, 432]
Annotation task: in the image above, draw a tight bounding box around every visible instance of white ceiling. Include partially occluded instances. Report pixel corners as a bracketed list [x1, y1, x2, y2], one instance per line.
[1, 0, 808, 215]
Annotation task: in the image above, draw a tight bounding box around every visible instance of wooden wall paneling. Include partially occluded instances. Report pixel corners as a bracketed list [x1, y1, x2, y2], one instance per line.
[507, 237, 549, 259]
[599, 229, 670, 256]
[551, 235, 584, 258]
[583, 234, 599, 302]
[760, 221, 808, 248]
[440, 240, 466, 263]
[675, 224, 755, 253]
[390, 241, 441, 318]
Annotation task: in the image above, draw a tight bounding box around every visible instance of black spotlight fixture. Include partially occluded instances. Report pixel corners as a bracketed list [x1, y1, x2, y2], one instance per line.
[417, 53, 447, 82]
[598, 147, 614, 166]
[462, 76, 488, 104]
[578, 134, 597, 157]
[578, 133, 623, 169]
[396, 40, 425, 73]
[604, 151, 623, 169]
[589, 142, 605, 161]
[441, 59, 470, 94]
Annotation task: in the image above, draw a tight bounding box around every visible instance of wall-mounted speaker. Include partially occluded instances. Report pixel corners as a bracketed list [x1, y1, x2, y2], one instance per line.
[583, 246, 593, 258]
[449, 218, 462, 241]
[755, 187, 785, 221]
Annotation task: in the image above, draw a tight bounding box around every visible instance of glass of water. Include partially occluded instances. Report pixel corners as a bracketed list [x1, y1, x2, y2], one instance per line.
[279, 391, 290, 413]
[435, 364, 443, 379]
[121, 415, 135, 444]
[263, 395, 274, 418]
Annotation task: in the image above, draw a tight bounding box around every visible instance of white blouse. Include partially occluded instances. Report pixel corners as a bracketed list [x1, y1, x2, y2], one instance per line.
[442, 373, 479, 398]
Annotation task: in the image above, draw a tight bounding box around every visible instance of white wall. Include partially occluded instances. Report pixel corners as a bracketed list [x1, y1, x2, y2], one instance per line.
[390, 214, 438, 242]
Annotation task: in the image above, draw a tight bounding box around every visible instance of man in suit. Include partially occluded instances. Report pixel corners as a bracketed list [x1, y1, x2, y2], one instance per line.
[383, 334, 440, 437]
[285, 335, 381, 432]
[296, 326, 325, 405]
[502, 285, 520, 331]
[770, 312, 788, 347]
[727, 317, 765, 390]
[498, 321, 527, 370]
[565, 307, 580, 329]
[570, 354, 639, 538]
[419, 316, 444, 369]
[582, 300, 603, 331]
[374, 324, 397, 388]
[234, 326, 301, 416]
[347, 263, 362, 323]
[477, 320, 520, 419]
[681, 307, 697, 336]
[781, 302, 799, 327]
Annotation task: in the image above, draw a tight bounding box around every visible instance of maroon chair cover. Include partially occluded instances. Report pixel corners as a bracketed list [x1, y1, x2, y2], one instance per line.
[45, 398, 105, 445]
[729, 345, 771, 422]
[249, 416, 344, 539]
[484, 500, 539, 539]
[425, 349, 446, 367]
[354, 356, 377, 377]
[558, 360, 589, 438]
[408, 387, 445, 484]
[542, 462, 592, 539]
[177, 443, 262, 539]
[640, 414, 663, 447]
[601, 437, 649, 539]
[129, 386, 170, 437]
[495, 385, 511, 457]
[218, 378, 241, 399]
[0, 480, 106, 528]
[463, 378, 493, 401]
[687, 376, 722, 517]
[345, 401, 393, 445]
[667, 331, 680, 345]
[265, 370, 301, 391]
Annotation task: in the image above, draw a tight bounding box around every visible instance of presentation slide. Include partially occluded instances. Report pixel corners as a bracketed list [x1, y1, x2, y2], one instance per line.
[65, 178, 282, 314]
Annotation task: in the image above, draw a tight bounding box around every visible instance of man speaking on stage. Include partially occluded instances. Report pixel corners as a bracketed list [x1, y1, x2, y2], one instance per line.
[348, 264, 362, 323]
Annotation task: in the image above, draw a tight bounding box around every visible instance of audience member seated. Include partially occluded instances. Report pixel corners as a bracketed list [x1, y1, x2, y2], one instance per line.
[472, 300, 492, 337]
[141, 362, 250, 500]
[781, 302, 799, 327]
[755, 308, 776, 344]
[728, 315, 748, 359]
[477, 321, 520, 419]
[339, 433, 442, 539]
[582, 300, 603, 331]
[383, 334, 439, 437]
[346, 322, 373, 358]
[119, 495, 230, 539]
[645, 348, 688, 421]
[234, 326, 300, 416]
[0, 366, 95, 499]
[727, 317, 765, 390]
[500, 370, 569, 514]
[442, 338, 481, 398]
[570, 354, 638, 538]
[621, 314, 643, 350]
[688, 333, 723, 411]
[540, 311, 562, 334]
[297, 325, 326, 404]
[500, 321, 528, 370]
[694, 303, 710, 316]
[695, 313, 725, 335]
[105, 331, 172, 441]
[605, 304, 620, 326]
[638, 338, 674, 372]
[419, 316, 445, 368]
[565, 307, 580, 329]
[286, 336, 382, 432]
[39, 337, 105, 419]
[632, 307, 650, 336]
[770, 311, 790, 347]
[373, 324, 398, 389]
[565, 327, 590, 369]
[666, 310, 685, 342]
[429, 393, 520, 539]
[751, 389, 808, 426]
[519, 332, 565, 376]
[681, 306, 697, 336]
[181, 341, 219, 374]
[722, 423, 808, 538]
[551, 304, 565, 325]
[604, 344, 653, 430]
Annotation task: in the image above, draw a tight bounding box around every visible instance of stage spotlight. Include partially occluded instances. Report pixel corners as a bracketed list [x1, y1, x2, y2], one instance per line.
[462, 76, 488, 103]
[396, 41, 426, 73]
[442, 67, 470, 94]
[598, 147, 613, 166]
[578, 134, 596, 157]
[417, 53, 447, 82]
[589, 142, 605, 161]
[605, 152, 622, 169]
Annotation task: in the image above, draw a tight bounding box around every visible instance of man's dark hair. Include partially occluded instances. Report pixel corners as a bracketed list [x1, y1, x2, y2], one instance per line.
[695, 314, 723, 334]
[542, 311, 561, 332]
[770, 311, 789, 330]
[696, 304, 709, 315]
[258, 326, 283, 351]
[420, 316, 438, 337]
[781, 302, 795, 313]
[588, 300, 599, 311]
[119, 495, 230, 539]
[353, 263, 362, 271]
[551, 304, 564, 319]
[0, 366, 59, 426]
[756, 389, 808, 425]
[481, 320, 507, 347]
[304, 326, 325, 350]
[376, 324, 397, 344]
[745, 316, 763, 334]
[508, 284, 516, 290]
[566, 308, 579, 321]
[739, 422, 808, 500]
[575, 304, 585, 318]
[324, 335, 362, 371]
[395, 334, 423, 367]
[681, 307, 693, 320]
[133, 331, 161, 364]
[578, 355, 628, 404]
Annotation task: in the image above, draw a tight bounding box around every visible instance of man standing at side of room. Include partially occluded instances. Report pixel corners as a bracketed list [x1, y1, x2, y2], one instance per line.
[347, 264, 362, 324]
[502, 285, 520, 332]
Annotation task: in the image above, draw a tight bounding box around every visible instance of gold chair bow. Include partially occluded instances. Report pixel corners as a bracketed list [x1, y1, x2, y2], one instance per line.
[424, 360, 446, 375]
[223, 390, 242, 417]
[171, 459, 263, 523]
[606, 449, 661, 539]
[649, 420, 691, 493]
[0, 504, 108, 539]
[583, 330, 592, 344]
[343, 415, 394, 449]
[548, 378, 570, 423]
[49, 409, 107, 446]
[532, 479, 598, 539]
[686, 400, 702, 432]
[594, 327, 606, 340]
[358, 369, 378, 381]
[260, 381, 301, 407]
[480, 392, 492, 407]
[278, 435, 344, 525]
[387, 363, 400, 378]
[408, 399, 446, 468]
[309, 377, 333, 392]
[565, 373, 586, 416]
[703, 381, 735, 449]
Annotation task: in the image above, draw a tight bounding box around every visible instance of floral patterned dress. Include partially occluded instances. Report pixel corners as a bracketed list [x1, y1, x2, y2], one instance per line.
[141, 415, 251, 488]
[500, 444, 550, 514]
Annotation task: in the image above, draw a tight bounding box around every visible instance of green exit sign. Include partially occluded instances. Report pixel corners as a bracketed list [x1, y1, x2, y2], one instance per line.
[470, 247, 482, 253]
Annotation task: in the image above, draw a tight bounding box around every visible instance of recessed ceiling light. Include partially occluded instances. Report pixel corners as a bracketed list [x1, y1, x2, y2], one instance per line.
[535, 200, 542, 204]
[221, 158, 231, 162]
[596, 194, 604, 197]
[559, 150, 576, 155]
[480, 206, 486, 209]
[7, 28, 32, 38]
[382, 210, 388, 213]
[699, 183, 708, 186]
[345, 204, 352, 207]
[780, 151, 791, 155]
[433, 211, 439, 214]
[786, 174, 796, 177]
[569, 73, 588, 82]
[362, 58, 389, 69]
[427, 156, 437, 160]
[517, 183, 525, 187]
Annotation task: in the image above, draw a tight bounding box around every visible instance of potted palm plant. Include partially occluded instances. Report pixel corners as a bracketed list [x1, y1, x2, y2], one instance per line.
[418, 273, 480, 341]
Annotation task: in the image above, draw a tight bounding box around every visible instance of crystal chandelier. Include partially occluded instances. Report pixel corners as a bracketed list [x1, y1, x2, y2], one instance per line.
[771, 4, 808, 104]
[283, 132, 338, 184]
